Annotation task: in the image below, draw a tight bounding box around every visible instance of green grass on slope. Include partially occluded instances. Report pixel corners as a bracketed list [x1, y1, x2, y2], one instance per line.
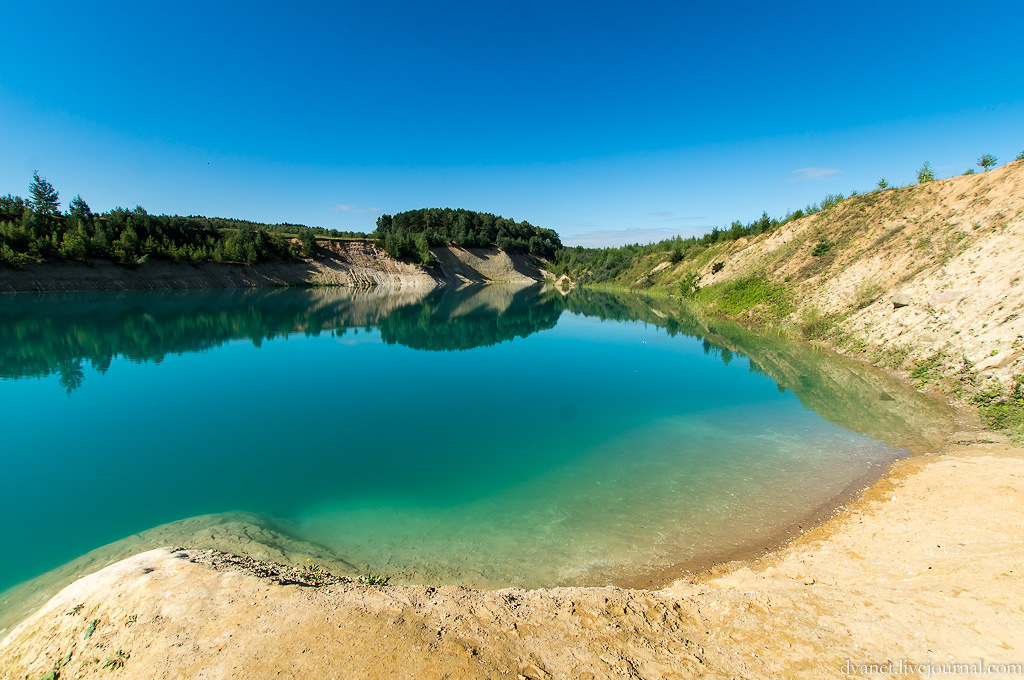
[694, 276, 794, 319]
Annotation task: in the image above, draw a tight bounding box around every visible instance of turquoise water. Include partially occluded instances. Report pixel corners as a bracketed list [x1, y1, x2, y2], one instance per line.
[0, 285, 951, 597]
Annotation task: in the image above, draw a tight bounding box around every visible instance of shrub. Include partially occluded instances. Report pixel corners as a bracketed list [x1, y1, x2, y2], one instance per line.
[811, 237, 835, 256]
[676, 271, 701, 298]
[820, 193, 844, 210]
[799, 306, 833, 339]
[711, 261, 724, 274]
[877, 178, 889, 190]
[0, 242, 29, 269]
[917, 161, 936, 183]
[977, 153, 998, 172]
[669, 248, 684, 264]
[964, 168, 976, 175]
[853, 279, 882, 308]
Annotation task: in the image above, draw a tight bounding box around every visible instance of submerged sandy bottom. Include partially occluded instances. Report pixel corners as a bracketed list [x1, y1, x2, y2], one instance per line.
[1, 431, 1021, 679]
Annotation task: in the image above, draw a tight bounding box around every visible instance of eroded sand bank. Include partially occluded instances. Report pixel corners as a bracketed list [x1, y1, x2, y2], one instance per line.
[1, 432, 1021, 679]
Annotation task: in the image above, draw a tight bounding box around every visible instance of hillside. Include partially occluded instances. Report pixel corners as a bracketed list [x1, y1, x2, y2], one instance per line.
[572, 161, 1024, 411]
[0, 241, 543, 293]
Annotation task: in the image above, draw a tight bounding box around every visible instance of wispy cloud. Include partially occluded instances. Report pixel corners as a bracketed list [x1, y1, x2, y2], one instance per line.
[330, 204, 378, 213]
[564, 226, 709, 248]
[788, 167, 841, 182]
[649, 211, 708, 221]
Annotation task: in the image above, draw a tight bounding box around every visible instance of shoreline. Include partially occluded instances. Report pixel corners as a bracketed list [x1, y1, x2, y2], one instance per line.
[1, 421, 1020, 677]
[0, 243, 544, 293]
[1, 281, 1019, 675]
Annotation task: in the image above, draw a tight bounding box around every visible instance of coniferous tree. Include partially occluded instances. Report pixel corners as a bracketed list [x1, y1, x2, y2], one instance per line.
[69, 195, 91, 217]
[29, 172, 61, 215]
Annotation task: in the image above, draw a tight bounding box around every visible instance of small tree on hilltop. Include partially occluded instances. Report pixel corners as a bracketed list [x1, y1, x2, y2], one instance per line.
[29, 172, 61, 215]
[916, 161, 935, 184]
[1017, 149, 1024, 162]
[69, 195, 91, 217]
[876, 178, 889, 190]
[299, 227, 317, 257]
[977, 154, 997, 172]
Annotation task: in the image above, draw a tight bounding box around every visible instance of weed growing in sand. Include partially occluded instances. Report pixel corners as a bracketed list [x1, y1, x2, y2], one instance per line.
[102, 650, 130, 670]
[38, 650, 74, 680]
[357, 572, 392, 586]
[853, 279, 882, 309]
[910, 354, 946, 387]
[302, 561, 332, 585]
[82, 619, 98, 639]
[65, 604, 84, 616]
[125, 615, 137, 626]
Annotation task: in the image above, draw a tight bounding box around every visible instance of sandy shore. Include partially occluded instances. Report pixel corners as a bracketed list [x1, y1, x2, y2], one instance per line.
[1, 428, 1021, 679]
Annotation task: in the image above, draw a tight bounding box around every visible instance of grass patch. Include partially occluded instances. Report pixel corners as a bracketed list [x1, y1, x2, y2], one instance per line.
[853, 279, 882, 309]
[799, 306, 836, 339]
[696, 276, 793, 319]
[973, 379, 1024, 442]
[910, 353, 946, 386]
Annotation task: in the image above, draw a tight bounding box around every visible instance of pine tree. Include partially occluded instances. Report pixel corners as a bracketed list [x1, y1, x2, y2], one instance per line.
[69, 195, 91, 217]
[29, 172, 61, 215]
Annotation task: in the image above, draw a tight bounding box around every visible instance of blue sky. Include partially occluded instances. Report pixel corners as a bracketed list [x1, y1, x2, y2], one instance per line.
[2, 0, 1022, 246]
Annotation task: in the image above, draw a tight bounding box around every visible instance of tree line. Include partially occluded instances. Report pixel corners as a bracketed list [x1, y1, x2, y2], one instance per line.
[0, 173, 370, 268]
[375, 208, 562, 263]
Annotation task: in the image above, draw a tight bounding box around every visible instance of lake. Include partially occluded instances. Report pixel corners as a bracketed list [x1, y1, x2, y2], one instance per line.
[0, 284, 952, 616]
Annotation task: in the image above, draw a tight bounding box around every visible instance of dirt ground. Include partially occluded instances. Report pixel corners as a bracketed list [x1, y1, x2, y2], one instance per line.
[2, 432, 1021, 680]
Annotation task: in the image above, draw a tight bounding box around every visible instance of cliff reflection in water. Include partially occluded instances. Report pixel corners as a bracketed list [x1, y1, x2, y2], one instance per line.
[0, 284, 951, 448]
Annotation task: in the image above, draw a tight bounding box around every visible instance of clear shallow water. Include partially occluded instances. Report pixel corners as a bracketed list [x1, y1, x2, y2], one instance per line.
[0, 285, 952, 597]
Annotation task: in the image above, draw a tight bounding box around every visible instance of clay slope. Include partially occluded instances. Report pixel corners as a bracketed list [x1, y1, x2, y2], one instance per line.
[0, 242, 543, 293]
[431, 245, 543, 284]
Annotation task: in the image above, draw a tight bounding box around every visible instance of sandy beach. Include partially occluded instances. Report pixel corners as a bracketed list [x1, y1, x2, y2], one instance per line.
[1, 423, 1020, 679]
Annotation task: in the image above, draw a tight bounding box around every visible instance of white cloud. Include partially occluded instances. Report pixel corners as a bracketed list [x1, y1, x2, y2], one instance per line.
[330, 204, 378, 213]
[650, 211, 708, 221]
[564, 226, 710, 248]
[788, 167, 841, 182]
